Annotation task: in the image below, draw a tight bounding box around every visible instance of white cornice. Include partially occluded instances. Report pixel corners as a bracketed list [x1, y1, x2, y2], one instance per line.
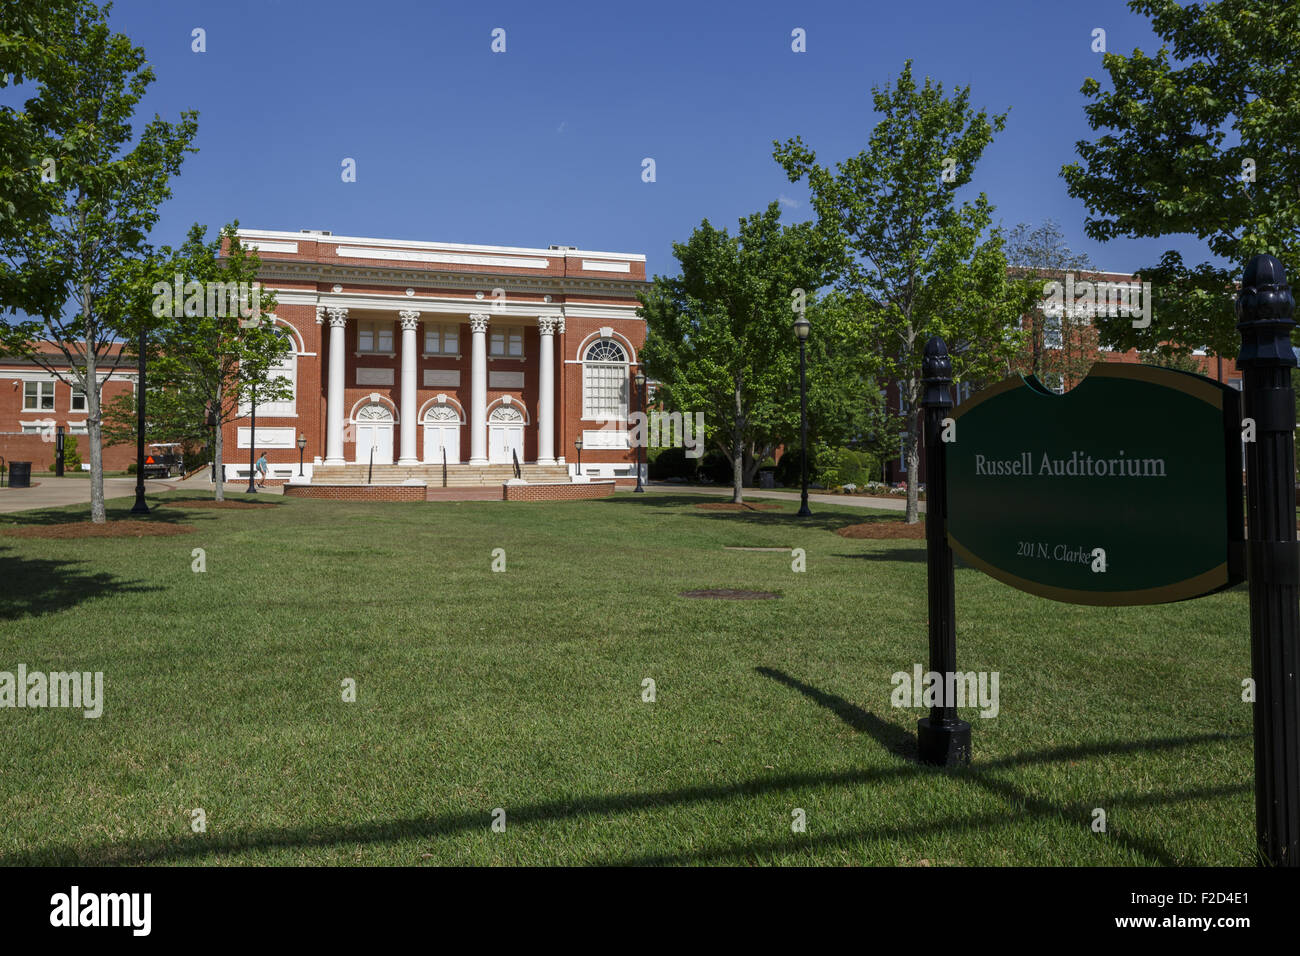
[249, 260, 647, 296]
[237, 228, 645, 262]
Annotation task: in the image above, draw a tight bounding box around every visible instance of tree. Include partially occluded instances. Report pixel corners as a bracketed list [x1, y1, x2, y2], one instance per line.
[146, 223, 289, 500]
[1006, 220, 1098, 390]
[776, 61, 1033, 522]
[1061, 0, 1300, 358]
[0, 0, 198, 522]
[639, 202, 831, 503]
[0, 0, 79, 248]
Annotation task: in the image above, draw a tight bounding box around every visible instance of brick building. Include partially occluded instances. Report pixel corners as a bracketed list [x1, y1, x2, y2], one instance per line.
[882, 269, 1244, 485]
[0, 345, 137, 475]
[223, 229, 648, 486]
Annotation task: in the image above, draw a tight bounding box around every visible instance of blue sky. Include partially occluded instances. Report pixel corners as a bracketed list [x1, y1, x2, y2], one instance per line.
[20, 0, 1221, 277]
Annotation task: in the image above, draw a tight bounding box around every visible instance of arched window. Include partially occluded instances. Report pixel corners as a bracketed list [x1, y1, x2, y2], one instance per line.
[256, 326, 298, 417]
[583, 339, 628, 420]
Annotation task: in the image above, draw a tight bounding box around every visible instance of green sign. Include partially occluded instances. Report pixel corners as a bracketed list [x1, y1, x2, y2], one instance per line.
[946, 363, 1244, 605]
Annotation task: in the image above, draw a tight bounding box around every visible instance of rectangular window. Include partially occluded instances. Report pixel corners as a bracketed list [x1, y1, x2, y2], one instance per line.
[583, 364, 627, 419]
[69, 422, 88, 435]
[71, 386, 86, 411]
[424, 324, 460, 355]
[1043, 315, 1063, 350]
[489, 326, 523, 358]
[23, 380, 55, 411]
[358, 321, 393, 353]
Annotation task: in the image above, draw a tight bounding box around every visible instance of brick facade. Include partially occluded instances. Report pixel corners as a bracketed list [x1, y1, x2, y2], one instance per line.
[225, 230, 648, 484]
[502, 480, 617, 501]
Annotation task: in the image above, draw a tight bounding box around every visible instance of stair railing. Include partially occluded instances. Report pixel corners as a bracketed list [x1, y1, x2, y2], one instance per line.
[442, 446, 447, 488]
[512, 448, 521, 480]
[367, 446, 375, 485]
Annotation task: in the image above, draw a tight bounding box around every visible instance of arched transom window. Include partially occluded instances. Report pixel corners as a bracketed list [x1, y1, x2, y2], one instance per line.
[489, 404, 525, 424]
[356, 402, 394, 423]
[583, 339, 628, 420]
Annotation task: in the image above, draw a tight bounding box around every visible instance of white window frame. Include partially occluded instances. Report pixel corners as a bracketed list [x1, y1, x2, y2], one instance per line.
[423, 323, 461, 358]
[23, 380, 55, 411]
[489, 326, 524, 359]
[356, 320, 395, 356]
[70, 385, 87, 411]
[582, 340, 628, 421]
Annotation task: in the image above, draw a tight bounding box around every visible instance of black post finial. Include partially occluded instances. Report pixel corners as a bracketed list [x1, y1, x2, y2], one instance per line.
[922, 335, 953, 408]
[1236, 253, 1296, 368]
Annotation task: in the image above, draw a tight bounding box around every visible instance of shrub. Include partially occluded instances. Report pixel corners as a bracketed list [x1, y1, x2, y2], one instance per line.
[649, 446, 693, 481]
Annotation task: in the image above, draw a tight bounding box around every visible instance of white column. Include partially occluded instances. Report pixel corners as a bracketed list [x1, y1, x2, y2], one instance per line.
[536, 317, 558, 465]
[324, 307, 348, 466]
[469, 313, 489, 465]
[398, 310, 420, 465]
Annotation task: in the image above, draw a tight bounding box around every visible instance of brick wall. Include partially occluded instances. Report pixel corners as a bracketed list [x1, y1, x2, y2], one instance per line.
[502, 480, 616, 501]
[282, 483, 427, 501]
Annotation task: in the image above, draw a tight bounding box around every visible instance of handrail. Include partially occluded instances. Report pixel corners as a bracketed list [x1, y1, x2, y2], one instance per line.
[367, 446, 375, 485]
[511, 448, 521, 480]
[442, 445, 447, 487]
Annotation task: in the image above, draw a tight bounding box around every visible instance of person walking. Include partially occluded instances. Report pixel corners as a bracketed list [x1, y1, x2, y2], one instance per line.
[255, 451, 269, 489]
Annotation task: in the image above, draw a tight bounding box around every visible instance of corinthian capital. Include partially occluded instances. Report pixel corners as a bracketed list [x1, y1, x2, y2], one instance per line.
[537, 316, 559, 336]
[315, 305, 325, 325]
[469, 313, 490, 334]
[398, 310, 421, 331]
[326, 306, 349, 328]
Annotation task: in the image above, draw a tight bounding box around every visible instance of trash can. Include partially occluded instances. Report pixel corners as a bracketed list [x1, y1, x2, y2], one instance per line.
[9, 461, 32, 488]
[759, 470, 775, 489]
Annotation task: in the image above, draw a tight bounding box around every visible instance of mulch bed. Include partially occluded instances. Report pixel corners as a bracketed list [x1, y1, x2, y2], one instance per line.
[1, 520, 196, 539]
[695, 502, 784, 512]
[680, 589, 781, 600]
[836, 519, 926, 540]
[158, 498, 277, 510]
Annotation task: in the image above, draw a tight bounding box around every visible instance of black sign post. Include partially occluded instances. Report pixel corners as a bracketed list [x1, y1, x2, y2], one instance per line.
[918, 337, 970, 766]
[130, 326, 149, 515]
[54, 425, 64, 477]
[1236, 253, 1300, 866]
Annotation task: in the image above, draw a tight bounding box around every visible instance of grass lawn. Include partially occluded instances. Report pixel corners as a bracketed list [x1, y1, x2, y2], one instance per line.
[0, 490, 1253, 866]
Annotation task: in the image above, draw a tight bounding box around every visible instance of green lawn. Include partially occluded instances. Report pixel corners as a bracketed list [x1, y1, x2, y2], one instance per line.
[0, 490, 1254, 865]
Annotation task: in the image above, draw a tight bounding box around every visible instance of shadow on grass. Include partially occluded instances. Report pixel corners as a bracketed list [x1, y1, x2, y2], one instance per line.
[2, 668, 1250, 866]
[0, 548, 162, 620]
[0, 501, 206, 527]
[599, 494, 873, 533]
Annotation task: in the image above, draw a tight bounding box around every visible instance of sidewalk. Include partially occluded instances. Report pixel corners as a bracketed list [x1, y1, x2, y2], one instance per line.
[0, 475, 184, 514]
[643, 482, 926, 512]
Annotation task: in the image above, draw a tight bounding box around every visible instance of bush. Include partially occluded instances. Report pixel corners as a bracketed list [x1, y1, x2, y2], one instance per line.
[815, 446, 879, 488]
[649, 446, 693, 481]
[699, 449, 732, 485]
[126, 463, 137, 475]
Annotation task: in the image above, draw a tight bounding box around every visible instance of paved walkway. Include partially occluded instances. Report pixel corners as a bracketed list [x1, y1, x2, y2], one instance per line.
[0, 475, 186, 514]
[643, 482, 926, 512]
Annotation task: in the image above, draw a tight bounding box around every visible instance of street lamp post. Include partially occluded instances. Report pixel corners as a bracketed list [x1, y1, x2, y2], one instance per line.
[297, 433, 306, 477]
[574, 438, 583, 477]
[246, 383, 257, 494]
[633, 370, 646, 492]
[130, 325, 149, 514]
[794, 313, 812, 517]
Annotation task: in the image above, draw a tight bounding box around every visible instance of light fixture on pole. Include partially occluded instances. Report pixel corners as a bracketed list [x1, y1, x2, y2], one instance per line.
[130, 325, 149, 514]
[794, 314, 812, 517]
[246, 382, 258, 494]
[574, 438, 583, 476]
[633, 369, 646, 493]
[297, 433, 306, 477]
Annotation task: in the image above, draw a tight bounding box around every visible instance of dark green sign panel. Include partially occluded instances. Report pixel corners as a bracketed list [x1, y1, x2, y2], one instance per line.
[946, 363, 1244, 605]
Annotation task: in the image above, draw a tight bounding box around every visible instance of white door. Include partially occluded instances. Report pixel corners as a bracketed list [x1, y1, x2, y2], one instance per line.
[488, 405, 526, 465]
[355, 423, 393, 464]
[488, 425, 523, 464]
[423, 423, 460, 464]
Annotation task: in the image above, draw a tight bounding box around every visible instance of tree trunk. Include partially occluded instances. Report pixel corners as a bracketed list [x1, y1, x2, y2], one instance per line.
[731, 376, 744, 504]
[904, 404, 922, 524]
[86, 357, 106, 524]
[213, 384, 224, 501]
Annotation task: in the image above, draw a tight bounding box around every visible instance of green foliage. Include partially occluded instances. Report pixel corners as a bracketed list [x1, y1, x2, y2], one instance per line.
[54, 433, 81, 471]
[1138, 348, 1207, 375]
[1061, 0, 1300, 358]
[0, 0, 198, 522]
[639, 202, 833, 502]
[776, 61, 1031, 520]
[812, 445, 878, 488]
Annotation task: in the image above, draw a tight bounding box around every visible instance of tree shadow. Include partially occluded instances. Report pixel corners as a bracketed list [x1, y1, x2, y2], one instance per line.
[0, 501, 207, 527]
[0, 548, 162, 620]
[1, 663, 1251, 866]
